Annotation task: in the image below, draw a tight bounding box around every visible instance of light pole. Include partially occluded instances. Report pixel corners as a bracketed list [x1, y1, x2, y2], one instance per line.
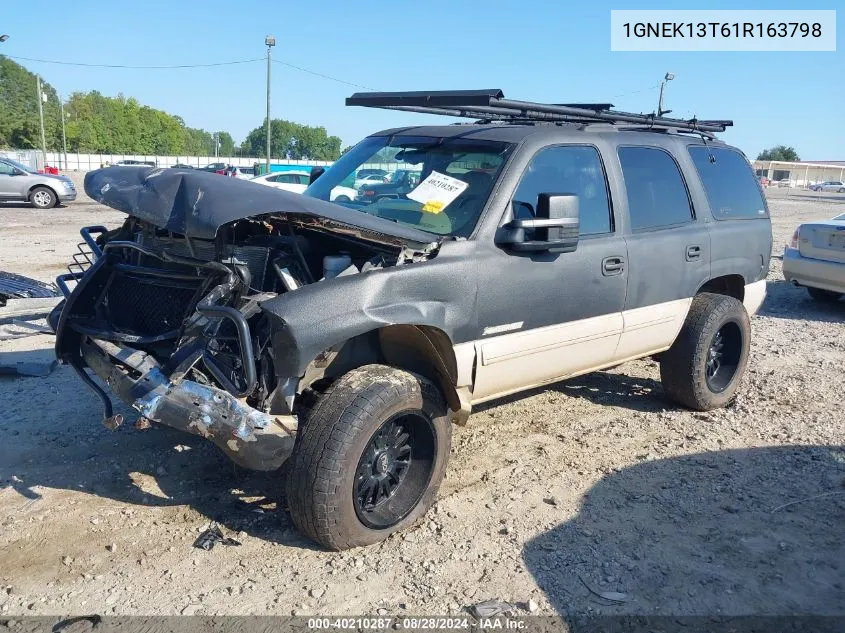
[36, 76, 48, 169]
[60, 95, 68, 171]
[265, 35, 275, 174]
[657, 72, 674, 117]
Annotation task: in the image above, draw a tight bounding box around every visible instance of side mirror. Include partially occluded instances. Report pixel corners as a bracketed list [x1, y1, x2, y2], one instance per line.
[309, 166, 325, 185]
[12, 168, 26, 176]
[496, 193, 580, 253]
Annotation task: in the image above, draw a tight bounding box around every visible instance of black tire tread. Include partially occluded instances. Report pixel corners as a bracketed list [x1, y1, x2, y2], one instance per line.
[660, 293, 750, 411]
[286, 364, 449, 550]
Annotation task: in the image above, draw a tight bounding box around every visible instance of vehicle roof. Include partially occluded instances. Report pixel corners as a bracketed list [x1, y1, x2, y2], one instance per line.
[370, 123, 734, 149]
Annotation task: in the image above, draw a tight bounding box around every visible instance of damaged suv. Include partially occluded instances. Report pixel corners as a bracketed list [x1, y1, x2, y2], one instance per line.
[52, 90, 772, 550]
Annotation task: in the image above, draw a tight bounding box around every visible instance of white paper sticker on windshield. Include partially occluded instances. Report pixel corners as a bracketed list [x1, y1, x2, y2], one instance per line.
[406, 171, 468, 214]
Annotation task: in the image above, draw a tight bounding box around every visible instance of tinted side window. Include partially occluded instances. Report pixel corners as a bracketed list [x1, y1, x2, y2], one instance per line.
[618, 147, 693, 230]
[688, 147, 767, 220]
[512, 145, 612, 235]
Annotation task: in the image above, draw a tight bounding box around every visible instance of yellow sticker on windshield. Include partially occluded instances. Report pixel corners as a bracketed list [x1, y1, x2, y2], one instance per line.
[421, 200, 445, 214]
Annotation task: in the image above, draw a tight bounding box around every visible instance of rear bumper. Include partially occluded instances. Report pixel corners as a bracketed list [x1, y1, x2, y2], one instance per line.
[782, 247, 845, 294]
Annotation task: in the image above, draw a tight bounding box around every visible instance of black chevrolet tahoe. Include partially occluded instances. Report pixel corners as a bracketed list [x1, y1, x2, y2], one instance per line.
[51, 90, 772, 550]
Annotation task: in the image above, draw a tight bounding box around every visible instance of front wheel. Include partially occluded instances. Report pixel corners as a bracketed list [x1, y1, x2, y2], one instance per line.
[334, 195, 351, 203]
[286, 365, 451, 550]
[807, 287, 842, 302]
[30, 186, 57, 209]
[660, 293, 751, 411]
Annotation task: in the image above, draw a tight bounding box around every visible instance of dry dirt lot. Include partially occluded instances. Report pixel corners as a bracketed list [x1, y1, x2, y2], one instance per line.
[0, 175, 843, 619]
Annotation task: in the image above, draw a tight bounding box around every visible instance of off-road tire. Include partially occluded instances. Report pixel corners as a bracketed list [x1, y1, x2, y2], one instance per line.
[807, 287, 842, 302]
[286, 364, 451, 550]
[660, 293, 751, 411]
[30, 186, 57, 209]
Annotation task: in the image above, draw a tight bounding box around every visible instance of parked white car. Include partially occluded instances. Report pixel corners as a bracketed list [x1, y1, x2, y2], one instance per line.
[251, 171, 357, 202]
[354, 173, 388, 189]
[783, 212, 845, 302]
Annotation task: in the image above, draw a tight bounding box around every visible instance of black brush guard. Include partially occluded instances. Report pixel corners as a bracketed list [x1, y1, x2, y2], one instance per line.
[55, 229, 258, 421]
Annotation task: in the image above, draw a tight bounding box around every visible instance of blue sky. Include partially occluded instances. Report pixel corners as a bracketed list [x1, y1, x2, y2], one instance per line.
[2, 0, 842, 159]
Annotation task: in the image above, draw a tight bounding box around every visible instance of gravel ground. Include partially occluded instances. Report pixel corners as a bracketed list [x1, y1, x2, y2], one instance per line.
[0, 180, 843, 619]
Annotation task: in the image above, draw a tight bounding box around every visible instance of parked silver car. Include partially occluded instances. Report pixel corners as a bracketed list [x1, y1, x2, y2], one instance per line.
[783, 212, 845, 302]
[0, 157, 77, 208]
[808, 180, 845, 193]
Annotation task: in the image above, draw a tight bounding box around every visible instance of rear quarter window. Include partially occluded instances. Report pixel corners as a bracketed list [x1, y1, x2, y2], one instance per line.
[688, 146, 768, 220]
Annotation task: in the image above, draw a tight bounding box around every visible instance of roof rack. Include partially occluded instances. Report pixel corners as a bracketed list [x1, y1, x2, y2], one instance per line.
[346, 89, 732, 134]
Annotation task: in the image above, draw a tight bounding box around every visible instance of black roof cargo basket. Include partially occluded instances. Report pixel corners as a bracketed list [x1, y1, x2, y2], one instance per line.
[346, 90, 732, 134]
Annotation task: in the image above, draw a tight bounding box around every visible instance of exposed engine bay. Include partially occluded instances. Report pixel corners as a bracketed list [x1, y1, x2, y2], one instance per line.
[52, 168, 441, 470]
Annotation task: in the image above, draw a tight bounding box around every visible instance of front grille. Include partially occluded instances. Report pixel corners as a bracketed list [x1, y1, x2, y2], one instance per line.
[105, 273, 202, 337]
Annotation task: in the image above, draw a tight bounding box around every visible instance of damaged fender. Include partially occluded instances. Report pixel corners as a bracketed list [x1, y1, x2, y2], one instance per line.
[259, 240, 479, 418]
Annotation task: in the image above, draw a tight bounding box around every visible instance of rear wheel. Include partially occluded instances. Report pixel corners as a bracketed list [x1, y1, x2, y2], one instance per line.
[660, 293, 751, 411]
[334, 195, 351, 203]
[30, 186, 57, 209]
[838, 187, 845, 193]
[807, 287, 842, 302]
[286, 365, 451, 550]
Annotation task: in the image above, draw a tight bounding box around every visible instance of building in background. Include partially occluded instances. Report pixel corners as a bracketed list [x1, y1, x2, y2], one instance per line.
[753, 160, 845, 188]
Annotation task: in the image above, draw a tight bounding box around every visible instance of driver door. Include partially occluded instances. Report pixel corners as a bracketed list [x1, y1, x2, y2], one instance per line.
[471, 144, 628, 401]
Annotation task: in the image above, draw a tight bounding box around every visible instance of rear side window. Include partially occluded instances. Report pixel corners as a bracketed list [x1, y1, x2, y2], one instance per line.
[618, 147, 693, 231]
[688, 146, 767, 220]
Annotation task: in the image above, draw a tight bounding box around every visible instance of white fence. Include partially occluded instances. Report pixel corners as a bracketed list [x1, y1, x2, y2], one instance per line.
[1, 149, 333, 173]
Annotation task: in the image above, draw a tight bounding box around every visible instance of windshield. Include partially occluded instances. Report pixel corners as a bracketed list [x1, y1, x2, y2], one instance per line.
[304, 135, 513, 237]
[3, 157, 36, 174]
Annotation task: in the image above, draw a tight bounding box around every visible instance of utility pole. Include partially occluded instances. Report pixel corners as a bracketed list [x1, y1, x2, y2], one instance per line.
[214, 132, 219, 158]
[265, 35, 276, 175]
[60, 95, 68, 171]
[36, 75, 48, 169]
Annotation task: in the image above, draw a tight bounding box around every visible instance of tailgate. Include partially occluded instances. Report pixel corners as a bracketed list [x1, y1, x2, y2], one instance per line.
[798, 221, 845, 264]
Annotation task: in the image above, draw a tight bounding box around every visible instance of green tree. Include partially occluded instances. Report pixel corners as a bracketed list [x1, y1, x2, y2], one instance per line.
[757, 146, 800, 162]
[0, 55, 62, 150]
[215, 131, 235, 156]
[241, 118, 342, 161]
[1, 56, 237, 156]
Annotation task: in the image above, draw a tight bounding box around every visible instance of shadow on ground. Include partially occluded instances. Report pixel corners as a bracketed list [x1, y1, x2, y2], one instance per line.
[474, 371, 668, 416]
[0, 361, 318, 550]
[524, 445, 845, 620]
[759, 280, 844, 323]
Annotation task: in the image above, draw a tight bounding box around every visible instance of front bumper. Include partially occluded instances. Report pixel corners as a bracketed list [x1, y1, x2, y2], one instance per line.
[80, 336, 297, 470]
[58, 190, 77, 202]
[54, 237, 298, 471]
[782, 247, 845, 294]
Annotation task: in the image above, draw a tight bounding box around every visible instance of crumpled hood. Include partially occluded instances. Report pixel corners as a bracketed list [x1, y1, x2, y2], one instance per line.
[84, 166, 438, 244]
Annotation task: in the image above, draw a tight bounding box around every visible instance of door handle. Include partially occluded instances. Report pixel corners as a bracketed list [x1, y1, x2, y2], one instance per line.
[686, 245, 702, 261]
[602, 256, 625, 276]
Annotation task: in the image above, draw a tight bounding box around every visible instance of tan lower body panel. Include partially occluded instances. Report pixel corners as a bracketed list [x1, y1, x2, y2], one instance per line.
[461, 298, 693, 405]
[743, 279, 766, 315]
